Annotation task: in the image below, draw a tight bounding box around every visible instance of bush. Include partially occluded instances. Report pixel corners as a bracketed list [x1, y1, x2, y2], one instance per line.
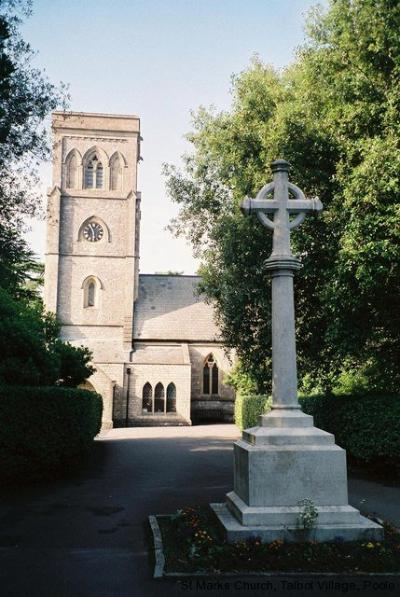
[0, 385, 103, 483]
[299, 393, 400, 466]
[234, 394, 272, 430]
[0, 288, 95, 387]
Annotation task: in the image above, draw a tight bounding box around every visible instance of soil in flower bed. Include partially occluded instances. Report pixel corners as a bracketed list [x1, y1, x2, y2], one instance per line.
[158, 506, 400, 574]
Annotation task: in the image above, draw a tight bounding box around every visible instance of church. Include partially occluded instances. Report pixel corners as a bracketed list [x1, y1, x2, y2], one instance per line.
[44, 112, 235, 429]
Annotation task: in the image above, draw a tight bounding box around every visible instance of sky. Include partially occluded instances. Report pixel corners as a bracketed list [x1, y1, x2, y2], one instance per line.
[22, 0, 324, 274]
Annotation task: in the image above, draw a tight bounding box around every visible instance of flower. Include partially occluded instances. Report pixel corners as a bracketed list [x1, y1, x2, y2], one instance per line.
[268, 539, 284, 550]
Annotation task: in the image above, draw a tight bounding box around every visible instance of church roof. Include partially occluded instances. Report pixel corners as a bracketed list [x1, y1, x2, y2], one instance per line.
[133, 275, 220, 342]
[130, 344, 189, 365]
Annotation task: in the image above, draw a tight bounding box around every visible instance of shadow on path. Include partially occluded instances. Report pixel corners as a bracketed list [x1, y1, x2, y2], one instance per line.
[0, 425, 399, 597]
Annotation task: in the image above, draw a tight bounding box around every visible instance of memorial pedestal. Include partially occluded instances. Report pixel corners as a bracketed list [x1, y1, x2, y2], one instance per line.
[212, 410, 383, 542]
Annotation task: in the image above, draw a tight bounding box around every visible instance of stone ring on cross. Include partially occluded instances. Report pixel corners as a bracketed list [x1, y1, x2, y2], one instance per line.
[241, 180, 315, 231]
[240, 160, 323, 260]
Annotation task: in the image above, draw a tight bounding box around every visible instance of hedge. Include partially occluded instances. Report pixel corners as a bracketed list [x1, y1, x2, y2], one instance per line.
[0, 385, 103, 483]
[234, 394, 272, 430]
[234, 392, 400, 467]
[300, 393, 400, 465]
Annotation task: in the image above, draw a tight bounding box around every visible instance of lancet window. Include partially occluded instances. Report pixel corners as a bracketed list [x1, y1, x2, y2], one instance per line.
[154, 383, 165, 413]
[142, 383, 153, 413]
[83, 276, 99, 308]
[166, 383, 177, 413]
[203, 354, 219, 395]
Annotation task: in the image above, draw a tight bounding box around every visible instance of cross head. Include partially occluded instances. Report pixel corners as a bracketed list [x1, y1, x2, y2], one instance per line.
[240, 160, 323, 258]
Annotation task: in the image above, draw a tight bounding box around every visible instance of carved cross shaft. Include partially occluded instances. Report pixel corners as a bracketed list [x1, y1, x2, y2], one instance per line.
[240, 160, 323, 410]
[240, 160, 323, 259]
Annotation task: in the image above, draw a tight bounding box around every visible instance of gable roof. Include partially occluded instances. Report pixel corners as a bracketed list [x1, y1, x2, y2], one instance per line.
[133, 275, 220, 342]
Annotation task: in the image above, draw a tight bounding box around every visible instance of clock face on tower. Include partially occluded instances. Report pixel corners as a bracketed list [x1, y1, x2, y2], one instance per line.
[83, 222, 104, 242]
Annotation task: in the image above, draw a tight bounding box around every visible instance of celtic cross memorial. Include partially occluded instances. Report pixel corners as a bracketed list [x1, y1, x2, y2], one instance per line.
[212, 160, 383, 542]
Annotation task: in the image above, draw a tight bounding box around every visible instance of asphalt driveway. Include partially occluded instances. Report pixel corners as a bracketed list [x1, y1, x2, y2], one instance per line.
[0, 425, 399, 597]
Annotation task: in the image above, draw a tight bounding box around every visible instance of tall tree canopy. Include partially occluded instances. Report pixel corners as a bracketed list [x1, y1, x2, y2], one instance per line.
[165, 0, 400, 393]
[0, 0, 66, 296]
[0, 1, 93, 388]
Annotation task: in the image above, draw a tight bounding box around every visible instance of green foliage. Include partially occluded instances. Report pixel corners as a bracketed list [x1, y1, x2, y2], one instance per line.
[224, 360, 258, 395]
[0, 287, 95, 387]
[332, 362, 370, 395]
[234, 394, 271, 431]
[165, 0, 400, 393]
[154, 271, 184, 275]
[300, 393, 400, 465]
[55, 342, 94, 388]
[0, 6, 97, 487]
[0, 6, 90, 397]
[297, 498, 319, 531]
[0, 1, 67, 298]
[0, 385, 102, 483]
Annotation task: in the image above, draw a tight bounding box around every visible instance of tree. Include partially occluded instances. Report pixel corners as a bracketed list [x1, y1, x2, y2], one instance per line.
[0, 2, 94, 389]
[154, 271, 184, 275]
[165, 0, 400, 393]
[0, 287, 95, 387]
[55, 342, 95, 388]
[0, 0, 67, 297]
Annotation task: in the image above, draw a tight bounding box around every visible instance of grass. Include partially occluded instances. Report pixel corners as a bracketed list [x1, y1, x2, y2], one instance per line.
[158, 506, 400, 574]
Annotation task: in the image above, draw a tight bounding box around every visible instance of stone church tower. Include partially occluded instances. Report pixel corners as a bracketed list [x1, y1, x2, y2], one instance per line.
[44, 111, 234, 429]
[45, 112, 141, 427]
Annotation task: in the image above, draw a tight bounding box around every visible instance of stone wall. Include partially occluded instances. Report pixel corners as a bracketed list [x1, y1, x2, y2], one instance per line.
[189, 344, 235, 401]
[78, 363, 124, 430]
[114, 363, 192, 426]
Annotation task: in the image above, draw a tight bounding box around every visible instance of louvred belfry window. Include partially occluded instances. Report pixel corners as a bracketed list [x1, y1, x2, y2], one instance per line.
[84, 155, 103, 189]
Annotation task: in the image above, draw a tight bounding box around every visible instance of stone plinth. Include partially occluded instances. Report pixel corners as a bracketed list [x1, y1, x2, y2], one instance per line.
[213, 409, 383, 542]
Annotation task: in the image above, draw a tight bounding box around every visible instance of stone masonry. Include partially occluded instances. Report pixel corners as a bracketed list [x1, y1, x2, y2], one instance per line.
[44, 112, 235, 428]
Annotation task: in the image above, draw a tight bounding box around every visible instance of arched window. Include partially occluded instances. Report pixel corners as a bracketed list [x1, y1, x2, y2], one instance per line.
[154, 383, 165, 413]
[66, 152, 79, 189]
[142, 383, 153, 413]
[203, 355, 219, 395]
[110, 153, 122, 191]
[84, 155, 103, 189]
[88, 281, 95, 307]
[83, 276, 99, 308]
[166, 383, 176, 413]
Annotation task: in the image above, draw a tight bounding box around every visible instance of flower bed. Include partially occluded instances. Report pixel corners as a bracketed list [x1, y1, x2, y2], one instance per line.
[157, 506, 400, 574]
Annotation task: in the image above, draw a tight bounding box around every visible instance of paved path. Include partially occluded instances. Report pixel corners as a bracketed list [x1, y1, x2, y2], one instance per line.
[0, 425, 399, 597]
